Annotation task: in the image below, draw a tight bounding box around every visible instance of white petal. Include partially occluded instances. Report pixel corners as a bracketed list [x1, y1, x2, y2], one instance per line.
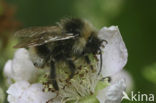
[98, 26, 128, 77]
[18, 83, 56, 103]
[111, 70, 133, 92]
[3, 60, 13, 78]
[14, 48, 30, 60]
[11, 48, 38, 82]
[96, 79, 126, 103]
[7, 81, 57, 103]
[7, 81, 30, 103]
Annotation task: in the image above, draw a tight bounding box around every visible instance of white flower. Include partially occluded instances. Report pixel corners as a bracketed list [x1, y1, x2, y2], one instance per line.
[98, 26, 128, 77]
[4, 48, 38, 83]
[7, 81, 57, 103]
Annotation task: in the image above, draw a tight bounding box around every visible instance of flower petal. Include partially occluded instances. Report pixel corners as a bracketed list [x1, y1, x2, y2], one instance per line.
[96, 79, 126, 103]
[7, 81, 30, 103]
[17, 83, 56, 103]
[14, 48, 30, 60]
[98, 26, 128, 77]
[11, 48, 38, 82]
[111, 70, 133, 92]
[3, 60, 13, 78]
[7, 81, 57, 103]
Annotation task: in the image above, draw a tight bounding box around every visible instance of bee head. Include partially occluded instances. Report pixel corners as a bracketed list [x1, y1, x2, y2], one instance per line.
[86, 32, 103, 54]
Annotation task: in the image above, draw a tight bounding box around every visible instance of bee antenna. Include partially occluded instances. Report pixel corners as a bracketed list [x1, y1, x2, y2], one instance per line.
[98, 48, 103, 75]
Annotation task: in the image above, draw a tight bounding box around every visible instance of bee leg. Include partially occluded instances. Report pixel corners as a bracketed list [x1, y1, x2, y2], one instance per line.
[85, 55, 94, 70]
[50, 60, 59, 90]
[67, 59, 76, 79]
[62, 60, 75, 89]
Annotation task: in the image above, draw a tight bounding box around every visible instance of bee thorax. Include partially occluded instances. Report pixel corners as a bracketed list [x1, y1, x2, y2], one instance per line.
[72, 38, 86, 54]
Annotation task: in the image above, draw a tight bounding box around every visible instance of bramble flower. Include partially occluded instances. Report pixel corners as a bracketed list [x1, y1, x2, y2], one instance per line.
[4, 26, 128, 103]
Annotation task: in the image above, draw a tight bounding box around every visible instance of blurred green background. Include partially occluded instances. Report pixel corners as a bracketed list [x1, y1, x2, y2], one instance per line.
[0, 0, 156, 103]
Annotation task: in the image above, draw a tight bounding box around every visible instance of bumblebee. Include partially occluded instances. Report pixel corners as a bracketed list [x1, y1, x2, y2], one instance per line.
[14, 18, 104, 90]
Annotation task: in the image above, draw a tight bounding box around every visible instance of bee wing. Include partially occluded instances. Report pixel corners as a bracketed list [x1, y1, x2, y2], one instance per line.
[15, 26, 59, 38]
[14, 26, 75, 48]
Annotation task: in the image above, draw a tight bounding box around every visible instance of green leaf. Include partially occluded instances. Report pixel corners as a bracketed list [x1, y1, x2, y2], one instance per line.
[143, 63, 156, 84]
